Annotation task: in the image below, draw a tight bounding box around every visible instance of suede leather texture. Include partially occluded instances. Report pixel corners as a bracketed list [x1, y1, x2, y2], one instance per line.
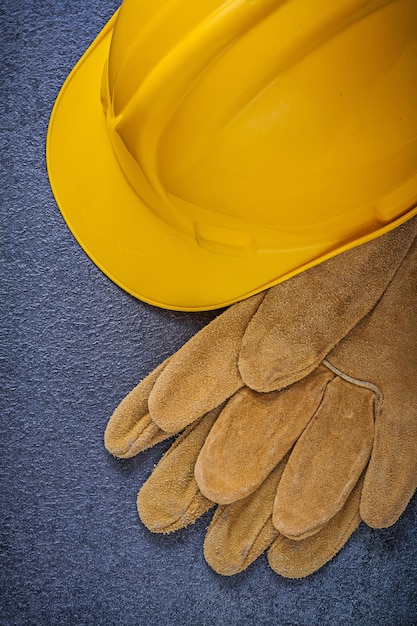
[105, 231, 416, 579]
[2, 1, 417, 624]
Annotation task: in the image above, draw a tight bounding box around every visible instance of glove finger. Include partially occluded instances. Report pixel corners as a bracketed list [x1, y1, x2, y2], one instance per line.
[195, 365, 334, 504]
[203, 454, 289, 576]
[149, 293, 264, 432]
[361, 402, 417, 528]
[273, 377, 374, 539]
[104, 359, 173, 458]
[137, 407, 221, 533]
[240, 218, 417, 392]
[268, 474, 364, 579]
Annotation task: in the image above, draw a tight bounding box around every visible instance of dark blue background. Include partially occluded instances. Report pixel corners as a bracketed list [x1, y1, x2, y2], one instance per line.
[1, 2, 416, 624]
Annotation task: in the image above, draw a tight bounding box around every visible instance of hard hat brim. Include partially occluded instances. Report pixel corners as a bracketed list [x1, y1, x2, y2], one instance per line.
[47, 12, 417, 311]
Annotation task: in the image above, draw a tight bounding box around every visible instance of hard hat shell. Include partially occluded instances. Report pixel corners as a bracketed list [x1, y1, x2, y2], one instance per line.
[47, 0, 417, 311]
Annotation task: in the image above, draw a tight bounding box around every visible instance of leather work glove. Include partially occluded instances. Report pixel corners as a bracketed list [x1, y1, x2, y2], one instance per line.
[108, 237, 416, 578]
[197, 234, 417, 541]
[107, 235, 415, 578]
[105, 218, 416, 577]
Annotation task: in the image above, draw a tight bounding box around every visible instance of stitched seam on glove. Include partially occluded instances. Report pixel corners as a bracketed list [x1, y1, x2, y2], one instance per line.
[322, 358, 382, 409]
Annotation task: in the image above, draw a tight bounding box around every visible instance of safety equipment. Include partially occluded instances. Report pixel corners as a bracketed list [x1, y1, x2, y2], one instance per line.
[47, 0, 417, 311]
[104, 219, 417, 577]
[137, 412, 366, 578]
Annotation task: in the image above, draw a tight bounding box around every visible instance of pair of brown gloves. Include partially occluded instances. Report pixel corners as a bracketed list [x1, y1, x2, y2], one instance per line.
[105, 216, 417, 578]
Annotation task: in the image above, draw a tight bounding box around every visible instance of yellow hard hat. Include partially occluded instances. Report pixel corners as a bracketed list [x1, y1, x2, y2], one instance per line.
[47, 0, 417, 311]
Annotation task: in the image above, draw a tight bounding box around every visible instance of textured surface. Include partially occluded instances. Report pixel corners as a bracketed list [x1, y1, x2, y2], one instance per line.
[1, 1, 417, 624]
